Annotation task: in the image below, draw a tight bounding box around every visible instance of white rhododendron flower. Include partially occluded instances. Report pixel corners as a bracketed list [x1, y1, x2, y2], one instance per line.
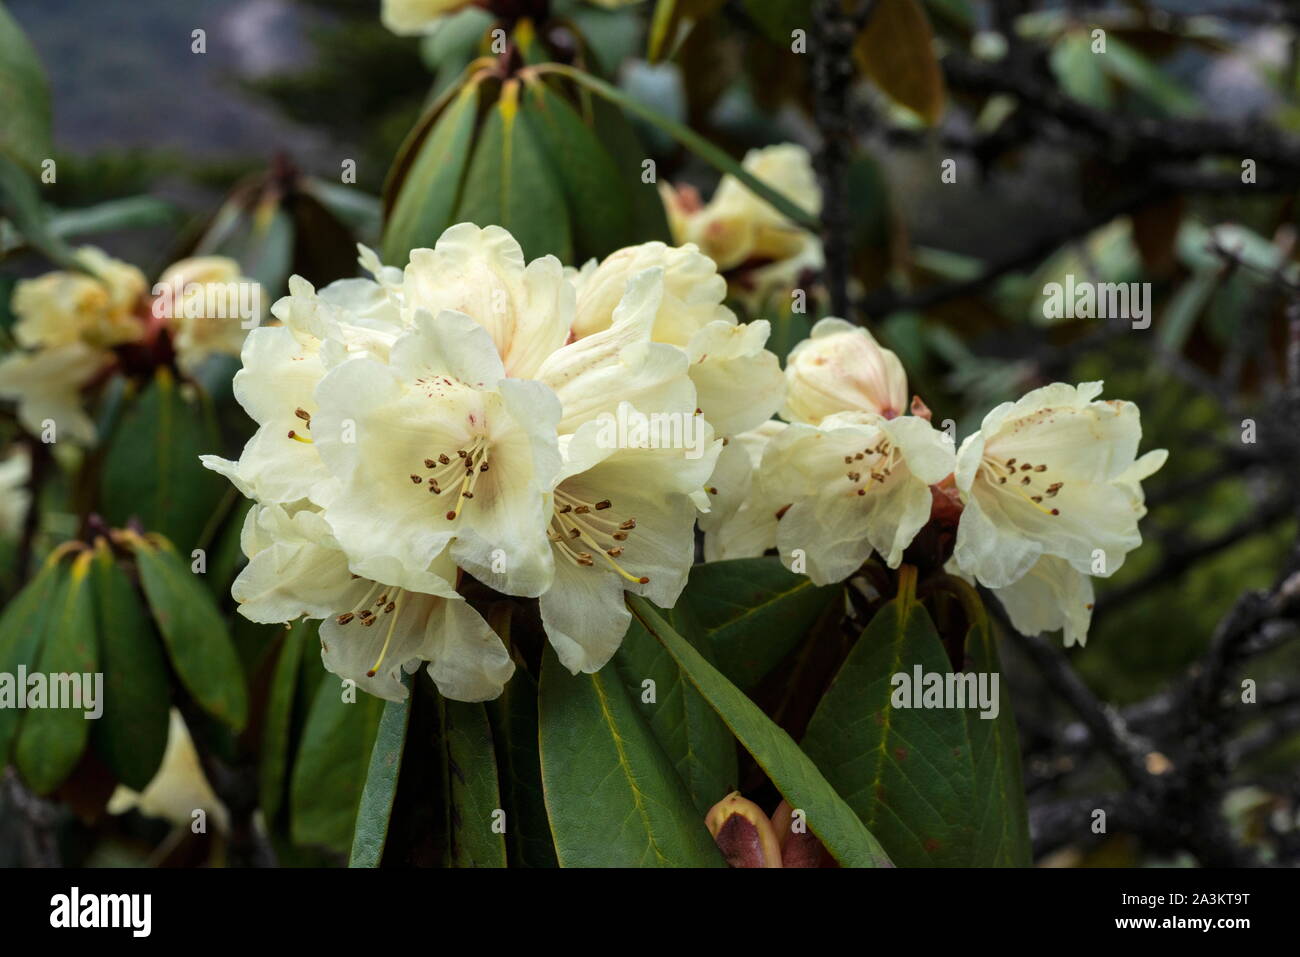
[952, 381, 1167, 589]
[763, 412, 955, 583]
[204, 224, 741, 700]
[699, 419, 787, 562]
[783, 317, 909, 424]
[0, 447, 32, 538]
[541, 413, 720, 673]
[568, 241, 783, 435]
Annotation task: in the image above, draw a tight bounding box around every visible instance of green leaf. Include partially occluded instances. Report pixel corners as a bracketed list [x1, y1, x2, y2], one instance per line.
[0, 554, 67, 766]
[952, 580, 1031, 866]
[539, 645, 725, 867]
[614, 611, 737, 814]
[14, 551, 98, 794]
[439, 697, 508, 867]
[682, 558, 842, 690]
[290, 676, 385, 853]
[100, 369, 227, 552]
[0, 3, 52, 171]
[0, 154, 83, 271]
[855, 0, 946, 124]
[131, 534, 248, 731]
[349, 674, 413, 868]
[485, 660, 557, 867]
[801, 568, 978, 866]
[381, 80, 480, 264]
[454, 81, 572, 262]
[628, 596, 893, 867]
[742, 0, 806, 47]
[89, 540, 169, 790]
[540, 64, 819, 233]
[1050, 31, 1114, 111]
[259, 618, 310, 826]
[522, 78, 636, 262]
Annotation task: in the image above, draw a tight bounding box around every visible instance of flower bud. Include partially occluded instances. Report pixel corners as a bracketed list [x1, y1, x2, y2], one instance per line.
[770, 799, 837, 868]
[704, 791, 783, 868]
[782, 317, 908, 424]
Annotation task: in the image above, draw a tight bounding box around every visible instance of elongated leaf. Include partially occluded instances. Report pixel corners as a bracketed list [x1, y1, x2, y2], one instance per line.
[801, 569, 978, 866]
[291, 677, 385, 853]
[131, 534, 247, 731]
[0, 3, 51, 171]
[440, 697, 507, 867]
[100, 370, 227, 552]
[647, 0, 726, 62]
[381, 80, 480, 264]
[0, 554, 67, 765]
[90, 540, 169, 790]
[0, 154, 82, 271]
[855, 0, 946, 124]
[628, 597, 892, 867]
[681, 558, 842, 690]
[260, 618, 309, 825]
[455, 80, 572, 262]
[540, 64, 819, 232]
[615, 611, 736, 814]
[522, 78, 636, 261]
[539, 645, 725, 867]
[350, 674, 413, 868]
[15, 551, 98, 794]
[953, 581, 1031, 866]
[485, 661, 556, 867]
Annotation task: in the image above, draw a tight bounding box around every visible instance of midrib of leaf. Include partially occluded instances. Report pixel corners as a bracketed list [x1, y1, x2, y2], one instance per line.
[702, 577, 818, 638]
[590, 670, 669, 866]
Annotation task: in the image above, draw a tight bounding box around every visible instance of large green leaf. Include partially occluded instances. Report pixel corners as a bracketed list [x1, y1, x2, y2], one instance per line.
[0, 3, 51, 171]
[0, 554, 67, 766]
[100, 370, 227, 552]
[628, 596, 892, 867]
[14, 551, 98, 794]
[350, 675, 413, 868]
[681, 558, 842, 690]
[522, 78, 636, 262]
[952, 580, 1031, 866]
[90, 540, 169, 790]
[440, 697, 507, 867]
[454, 81, 572, 262]
[291, 676, 385, 853]
[131, 534, 248, 731]
[381, 80, 480, 264]
[484, 641, 556, 867]
[539, 645, 725, 867]
[614, 611, 736, 814]
[801, 569, 978, 866]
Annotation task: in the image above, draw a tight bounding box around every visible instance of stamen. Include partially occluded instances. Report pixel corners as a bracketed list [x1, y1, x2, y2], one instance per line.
[366, 591, 406, 677]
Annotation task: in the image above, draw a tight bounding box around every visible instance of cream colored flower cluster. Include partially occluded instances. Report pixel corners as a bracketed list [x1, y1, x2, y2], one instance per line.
[0, 248, 259, 443]
[704, 320, 1167, 647]
[202, 225, 782, 701]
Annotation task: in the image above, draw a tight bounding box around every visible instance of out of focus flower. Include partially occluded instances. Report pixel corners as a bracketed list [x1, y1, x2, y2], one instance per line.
[107, 710, 229, 832]
[0, 342, 109, 444]
[11, 248, 144, 350]
[782, 317, 908, 424]
[0, 447, 31, 537]
[152, 256, 262, 372]
[660, 143, 823, 303]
